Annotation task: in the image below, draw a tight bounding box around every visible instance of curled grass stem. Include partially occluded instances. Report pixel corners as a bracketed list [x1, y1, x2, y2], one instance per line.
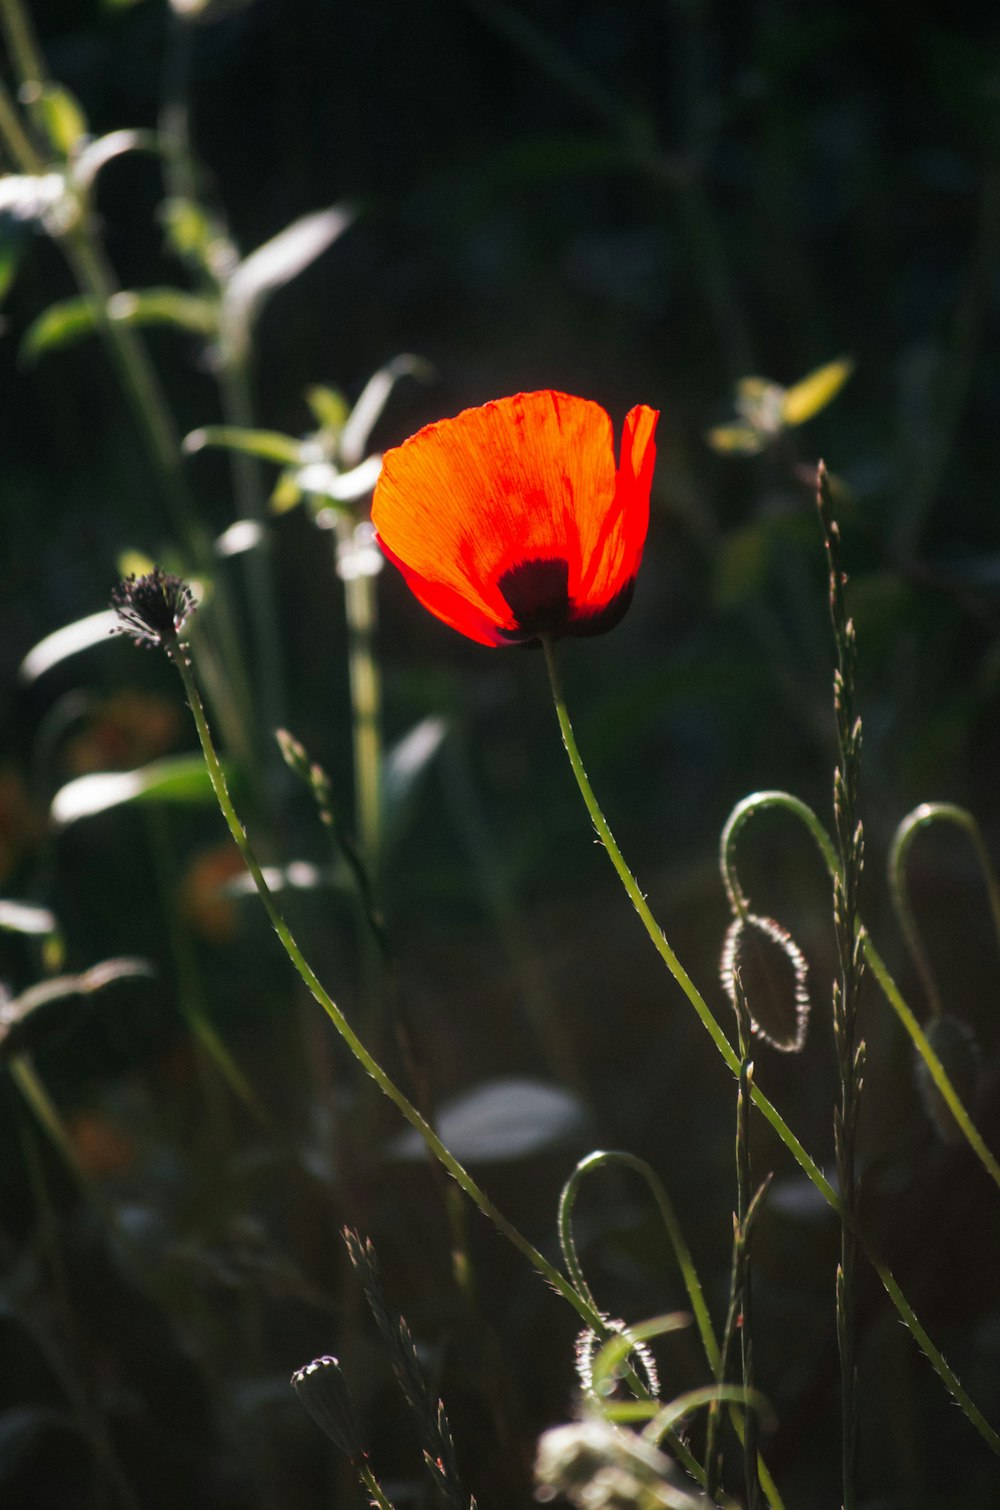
[722, 790, 1000, 1194]
[540, 637, 1000, 1457]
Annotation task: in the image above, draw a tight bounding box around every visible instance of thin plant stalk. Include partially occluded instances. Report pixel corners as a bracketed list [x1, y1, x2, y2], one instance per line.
[559, 1151, 783, 1509]
[157, 12, 285, 745]
[162, 632, 606, 1337]
[720, 789, 1000, 1192]
[705, 975, 763, 1508]
[333, 515, 384, 878]
[539, 635, 1000, 1456]
[817, 460, 864, 1510]
[888, 801, 1000, 1022]
[358, 1460, 396, 1510]
[0, 20, 255, 765]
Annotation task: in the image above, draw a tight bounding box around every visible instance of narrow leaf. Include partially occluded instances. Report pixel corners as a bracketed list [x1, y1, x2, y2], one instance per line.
[37, 85, 88, 157]
[382, 716, 448, 828]
[104, 288, 219, 335]
[0, 172, 67, 224]
[339, 354, 434, 467]
[295, 455, 383, 504]
[304, 384, 350, 436]
[72, 129, 160, 191]
[0, 901, 57, 936]
[183, 425, 303, 465]
[51, 755, 222, 827]
[0, 239, 23, 305]
[20, 296, 99, 361]
[19, 609, 119, 682]
[388, 1078, 587, 1163]
[223, 204, 355, 330]
[705, 424, 764, 456]
[0, 956, 153, 1060]
[782, 356, 854, 426]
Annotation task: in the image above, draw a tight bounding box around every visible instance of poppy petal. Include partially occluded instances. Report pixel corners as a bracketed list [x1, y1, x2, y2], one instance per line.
[372, 390, 658, 646]
[377, 537, 507, 646]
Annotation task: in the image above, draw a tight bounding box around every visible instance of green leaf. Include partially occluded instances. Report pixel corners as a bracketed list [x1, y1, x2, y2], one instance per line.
[50, 755, 224, 827]
[338, 354, 434, 466]
[105, 287, 219, 334]
[0, 239, 22, 306]
[183, 425, 303, 465]
[782, 355, 854, 426]
[269, 470, 304, 515]
[22, 288, 218, 362]
[0, 957, 153, 1061]
[0, 172, 67, 227]
[20, 296, 100, 360]
[72, 129, 160, 192]
[294, 455, 382, 504]
[705, 424, 764, 456]
[0, 900, 57, 936]
[222, 204, 355, 349]
[160, 196, 236, 282]
[304, 384, 350, 436]
[37, 85, 88, 157]
[382, 717, 448, 847]
[388, 1078, 587, 1163]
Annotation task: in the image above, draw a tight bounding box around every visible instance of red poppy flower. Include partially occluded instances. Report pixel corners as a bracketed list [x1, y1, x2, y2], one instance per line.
[371, 390, 658, 646]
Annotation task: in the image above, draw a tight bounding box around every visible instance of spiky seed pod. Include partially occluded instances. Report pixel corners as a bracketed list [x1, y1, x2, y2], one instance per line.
[290, 1355, 366, 1460]
[915, 1016, 982, 1145]
[110, 569, 196, 649]
[574, 1317, 660, 1402]
[721, 913, 810, 1053]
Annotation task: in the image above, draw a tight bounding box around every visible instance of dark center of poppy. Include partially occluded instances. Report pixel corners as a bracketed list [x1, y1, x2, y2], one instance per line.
[497, 557, 570, 639]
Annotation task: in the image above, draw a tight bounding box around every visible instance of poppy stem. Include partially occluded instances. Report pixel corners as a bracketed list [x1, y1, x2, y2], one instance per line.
[540, 635, 738, 1071]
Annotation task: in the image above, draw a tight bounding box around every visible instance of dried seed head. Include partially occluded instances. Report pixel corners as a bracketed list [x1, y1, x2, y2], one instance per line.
[110, 569, 195, 649]
[721, 912, 810, 1053]
[914, 1016, 981, 1145]
[290, 1355, 365, 1459]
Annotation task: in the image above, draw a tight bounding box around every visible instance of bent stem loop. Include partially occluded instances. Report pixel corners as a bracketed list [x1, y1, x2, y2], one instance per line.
[888, 801, 1000, 1022]
[164, 636, 604, 1337]
[559, 1150, 784, 1510]
[540, 638, 1000, 1456]
[722, 791, 1000, 1195]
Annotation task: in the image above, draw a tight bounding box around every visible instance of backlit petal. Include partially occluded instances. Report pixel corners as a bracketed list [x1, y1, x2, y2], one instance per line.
[372, 390, 659, 645]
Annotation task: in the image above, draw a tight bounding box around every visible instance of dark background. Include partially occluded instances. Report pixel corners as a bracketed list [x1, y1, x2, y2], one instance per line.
[1, 1, 1000, 1506]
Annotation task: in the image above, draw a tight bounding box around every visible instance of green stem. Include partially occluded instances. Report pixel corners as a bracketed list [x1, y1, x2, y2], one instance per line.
[540, 639, 1000, 1456]
[559, 1150, 719, 1375]
[9, 1055, 86, 1184]
[166, 635, 602, 1333]
[0, 0, 49, 103]
[888, 801, 1000, 1021]
[356, 1459, 396, 1510]
[818, 460, 863, 1510]
[335, 519, 383, 878]
[722, 790, 1000, 1193]
[0, 74, 44, 171]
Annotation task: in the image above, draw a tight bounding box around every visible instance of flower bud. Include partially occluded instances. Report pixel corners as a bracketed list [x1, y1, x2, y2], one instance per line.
[291, 1355, 365, 1460]
[721, 912, 810, 1053]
